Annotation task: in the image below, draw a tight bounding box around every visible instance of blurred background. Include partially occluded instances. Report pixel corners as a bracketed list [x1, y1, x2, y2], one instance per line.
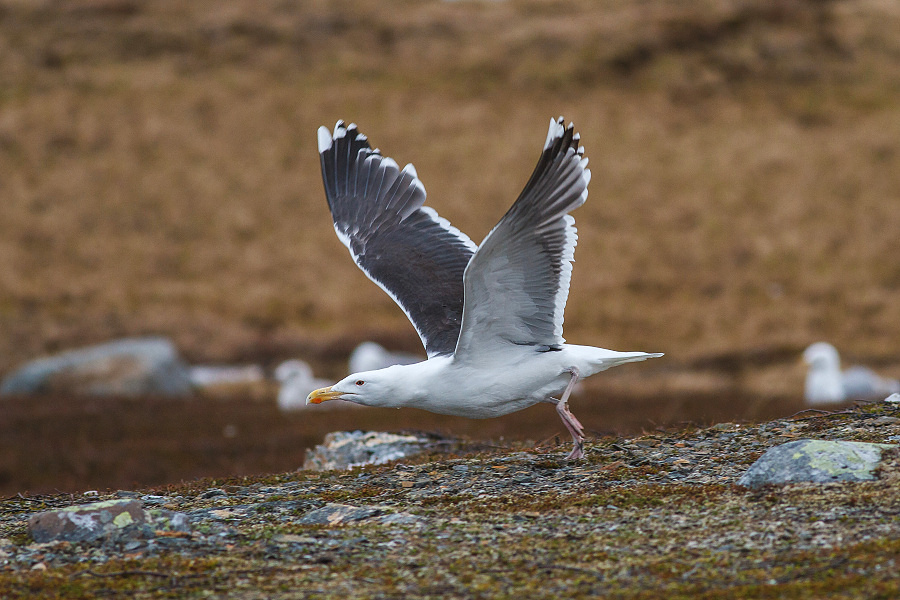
[1, 0, 898, 495]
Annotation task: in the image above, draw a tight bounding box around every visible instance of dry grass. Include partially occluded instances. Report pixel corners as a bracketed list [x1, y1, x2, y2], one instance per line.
[1, 0, 899, 392]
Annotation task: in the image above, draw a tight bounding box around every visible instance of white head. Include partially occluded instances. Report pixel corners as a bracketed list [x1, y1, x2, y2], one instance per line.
[802, 342, 845, 404]
[306, 365, 410, 408]
[802, 342, 841, 371]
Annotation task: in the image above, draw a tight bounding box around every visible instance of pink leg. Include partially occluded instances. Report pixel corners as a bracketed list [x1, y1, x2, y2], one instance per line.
[553, 368, 585, 460]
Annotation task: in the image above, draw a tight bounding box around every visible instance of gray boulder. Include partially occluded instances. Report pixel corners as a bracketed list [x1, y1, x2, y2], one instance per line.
[0, 337, 193, 397]
[28, 498, 190, 543]
[297, 503, 425, 527]
[739, 439, 896, 488]
[29, 499, 145, 543]
[303, 430, 453, 471]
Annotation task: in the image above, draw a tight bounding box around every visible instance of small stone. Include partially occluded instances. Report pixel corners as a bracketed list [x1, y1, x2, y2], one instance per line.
[122, 540, 145, 552]
[140, 495, 170, 506]
[297, 503, 384, 525]
[146, 509, 191, 534]
[272, 534, 316, 544]
[870, 416, 900, 426]
[377, 512, 426, 526]
[200, 488, 227, 499]
[738, 439, 896, 488]
[400, 481, 414, 489]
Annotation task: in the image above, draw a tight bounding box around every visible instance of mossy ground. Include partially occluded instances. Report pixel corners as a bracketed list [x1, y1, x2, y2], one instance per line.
[3, 405, 900, 598]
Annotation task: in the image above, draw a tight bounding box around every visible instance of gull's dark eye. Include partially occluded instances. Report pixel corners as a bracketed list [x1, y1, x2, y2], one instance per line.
[355, 380, 365, 386]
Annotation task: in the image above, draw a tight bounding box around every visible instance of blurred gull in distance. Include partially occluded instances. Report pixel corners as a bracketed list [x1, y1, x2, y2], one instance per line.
[803, 342, 900, 405]
[274, 359, 351, 411]
[348, 342, 422, 374]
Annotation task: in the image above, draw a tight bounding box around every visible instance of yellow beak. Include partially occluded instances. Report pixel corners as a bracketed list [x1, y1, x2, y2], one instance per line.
[306, 386, 344, 405]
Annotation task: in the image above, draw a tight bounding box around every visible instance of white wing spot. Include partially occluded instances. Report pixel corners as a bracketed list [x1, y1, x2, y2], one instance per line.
[317, 126, 333, 154]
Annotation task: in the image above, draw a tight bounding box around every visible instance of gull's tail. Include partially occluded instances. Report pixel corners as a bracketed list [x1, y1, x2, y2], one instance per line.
[568, 345, 664, 377]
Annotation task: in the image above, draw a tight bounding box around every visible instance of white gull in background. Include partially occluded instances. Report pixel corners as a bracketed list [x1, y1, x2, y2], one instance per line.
[803, 342, 900, 405]
[307, 118, 662, 459]
[274, 359, 345, 411]
[348, 341, 421, 374]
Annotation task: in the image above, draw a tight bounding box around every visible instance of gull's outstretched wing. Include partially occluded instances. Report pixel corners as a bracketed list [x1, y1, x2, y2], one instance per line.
[318, 121, 477, 357]
[455, 117, 591, 362]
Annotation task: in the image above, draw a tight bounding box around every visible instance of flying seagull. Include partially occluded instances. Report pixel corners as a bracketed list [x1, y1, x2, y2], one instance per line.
[307, 118, 663, 459]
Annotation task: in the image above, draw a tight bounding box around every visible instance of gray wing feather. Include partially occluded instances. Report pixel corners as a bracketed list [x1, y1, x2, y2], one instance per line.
[455, 118, 591, 360]
[318, 121, 477, 357]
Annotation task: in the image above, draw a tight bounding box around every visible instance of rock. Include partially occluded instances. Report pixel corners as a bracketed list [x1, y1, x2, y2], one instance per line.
[28, 499, 146, 543]
[27, 499, 191, 544]
[199, 488, 228, 499]
[145, 508, 191, 534]
[272, 533, 317, 544]
[296, 503, 425, 527]
[738, 439, 896, 488]
[297, 503, 385, 525]
[303, 430, 453, 470]
[377, 512, 427, 527]
[0, 337, 193, 397]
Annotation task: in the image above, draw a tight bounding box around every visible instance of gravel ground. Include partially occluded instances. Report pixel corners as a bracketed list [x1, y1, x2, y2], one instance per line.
[2, 402, 899, 598]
